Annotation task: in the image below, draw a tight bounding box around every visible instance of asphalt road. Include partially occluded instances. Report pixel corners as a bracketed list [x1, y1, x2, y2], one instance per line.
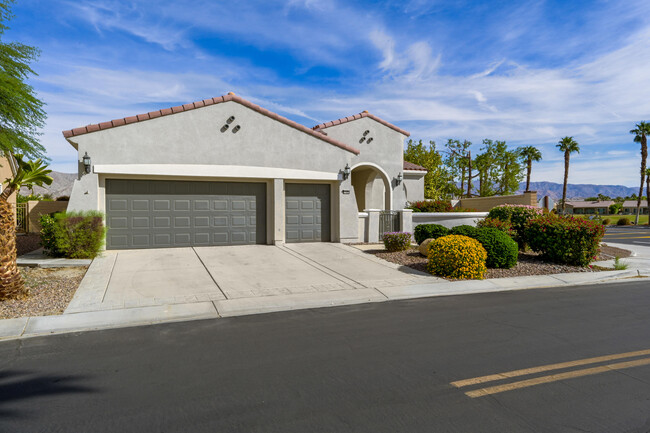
[604, 225, 650, 246]
[2, 280, 650, 432]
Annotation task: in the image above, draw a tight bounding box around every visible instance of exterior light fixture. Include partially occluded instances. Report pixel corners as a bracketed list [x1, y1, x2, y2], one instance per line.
[396, 172, 403, 185]
[343, 163, 351, 180]
[82, 152, 91, 174]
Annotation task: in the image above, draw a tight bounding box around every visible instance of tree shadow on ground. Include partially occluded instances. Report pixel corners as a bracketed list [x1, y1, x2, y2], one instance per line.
[0, 369, 98, 419]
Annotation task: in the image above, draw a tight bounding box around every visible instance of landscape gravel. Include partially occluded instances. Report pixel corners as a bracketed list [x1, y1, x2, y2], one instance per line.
[365, 244, 630, 280]
[0, 266, 87, 319]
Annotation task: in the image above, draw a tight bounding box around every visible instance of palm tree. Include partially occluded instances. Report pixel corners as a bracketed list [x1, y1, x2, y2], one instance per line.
[630, 122, 650, 225]
[556, 137, 580, 214]
[517, 146, 543, 192]
[646, 168, 650, 226]
[0, 154, 52, 300]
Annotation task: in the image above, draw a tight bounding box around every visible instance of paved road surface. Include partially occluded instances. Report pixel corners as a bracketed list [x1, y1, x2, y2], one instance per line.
[2, 280, 650, 432]
[604, 225, 650, 246]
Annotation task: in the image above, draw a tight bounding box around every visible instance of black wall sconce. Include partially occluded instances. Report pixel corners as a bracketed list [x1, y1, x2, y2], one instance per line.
[82, 152, 91, 174]
[396, 172, 403, 185]
[342, 163, 351, 180]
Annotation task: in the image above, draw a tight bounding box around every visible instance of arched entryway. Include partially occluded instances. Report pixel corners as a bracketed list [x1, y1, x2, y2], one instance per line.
[350, 163, 392, 211]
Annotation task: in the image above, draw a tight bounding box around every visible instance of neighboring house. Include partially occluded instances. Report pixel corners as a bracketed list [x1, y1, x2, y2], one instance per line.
[63, 93, 426, 250]
[538, 195, 554, 212]
[564, 200, 614, 215]
[0, 153, 18, 221]
[620, 200, 649, 215]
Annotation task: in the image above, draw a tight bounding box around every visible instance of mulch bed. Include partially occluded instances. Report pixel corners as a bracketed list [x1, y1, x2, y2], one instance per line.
[0, 266, 87, 319]
[362, 244, 632, 280]
[15, 233, 43, 256]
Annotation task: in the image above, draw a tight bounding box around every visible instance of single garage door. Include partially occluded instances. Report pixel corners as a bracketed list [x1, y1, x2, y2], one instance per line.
[285, 183, 330, 243]
[105, 179, 266, 249]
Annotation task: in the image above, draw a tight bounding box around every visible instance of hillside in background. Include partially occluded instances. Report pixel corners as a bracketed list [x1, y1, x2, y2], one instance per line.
[19, 171, 77, 198]
[518, 182, 638, 200]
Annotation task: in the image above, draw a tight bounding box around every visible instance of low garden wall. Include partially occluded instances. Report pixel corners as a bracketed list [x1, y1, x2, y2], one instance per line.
[27, 200, 69, 233]
[412, 212, 488, 230]
[458, 191, 537, 212]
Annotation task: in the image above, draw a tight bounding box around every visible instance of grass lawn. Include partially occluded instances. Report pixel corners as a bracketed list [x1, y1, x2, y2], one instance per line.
[571, 214, 649, 225]
[602, 214, 649, 225]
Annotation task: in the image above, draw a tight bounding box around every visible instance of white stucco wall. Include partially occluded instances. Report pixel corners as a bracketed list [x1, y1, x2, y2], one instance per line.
[403, 171, 426, 205]
[320, 117, 407, 211]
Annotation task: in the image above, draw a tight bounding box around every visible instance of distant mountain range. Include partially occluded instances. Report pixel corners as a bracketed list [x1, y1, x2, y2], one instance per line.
[18, 172, 641, 202]
[517, 182, 639, 200]
[20, 171, 77, 198]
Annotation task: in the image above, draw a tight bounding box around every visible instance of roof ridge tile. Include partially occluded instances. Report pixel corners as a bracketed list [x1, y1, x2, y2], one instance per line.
[62, 94, 360, 155]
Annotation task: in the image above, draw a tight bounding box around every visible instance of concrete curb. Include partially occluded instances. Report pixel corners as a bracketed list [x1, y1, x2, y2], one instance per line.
[1, 267, 648, 342]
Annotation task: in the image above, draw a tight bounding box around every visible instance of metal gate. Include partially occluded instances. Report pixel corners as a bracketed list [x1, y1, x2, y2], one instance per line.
[15, 203, 27, 233]
[379, 210, 399, 240]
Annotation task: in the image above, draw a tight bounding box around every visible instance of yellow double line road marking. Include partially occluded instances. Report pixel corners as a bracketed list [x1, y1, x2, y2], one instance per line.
[452, 349, 650, 398]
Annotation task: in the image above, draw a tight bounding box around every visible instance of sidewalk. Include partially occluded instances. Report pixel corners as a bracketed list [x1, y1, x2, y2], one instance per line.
[1, 243, 648, 341]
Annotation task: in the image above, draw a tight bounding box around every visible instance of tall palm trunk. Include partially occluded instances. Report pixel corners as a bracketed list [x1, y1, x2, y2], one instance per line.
[636, 137, 647, 225]
[0, 198, 25, 300]
[525, 159, 532, 192]
[561, 151, 570, 214]
[646, 171, 650, 226]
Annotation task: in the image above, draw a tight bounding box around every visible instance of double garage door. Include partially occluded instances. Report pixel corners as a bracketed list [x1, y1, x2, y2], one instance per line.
[105, 179, 330, 249]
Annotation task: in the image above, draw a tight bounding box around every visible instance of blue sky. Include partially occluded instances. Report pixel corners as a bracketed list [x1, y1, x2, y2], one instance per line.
[6, 0, 650, 186]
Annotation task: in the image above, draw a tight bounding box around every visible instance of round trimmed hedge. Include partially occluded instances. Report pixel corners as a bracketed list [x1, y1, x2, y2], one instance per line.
[449, 224, 480, 238]
[426, 235, 487, 280]
[474, 227, 518, 269]
[414, 223, 449, 245]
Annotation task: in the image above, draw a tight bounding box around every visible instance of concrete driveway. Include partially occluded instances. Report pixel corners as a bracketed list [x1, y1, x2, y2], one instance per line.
[66, 243, 432, 313]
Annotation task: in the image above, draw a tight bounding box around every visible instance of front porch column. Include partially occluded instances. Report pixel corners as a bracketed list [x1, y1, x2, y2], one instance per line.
[399, 209, 413, 235]
[365, 209, 380, 243]
[272, 178, 284, 245]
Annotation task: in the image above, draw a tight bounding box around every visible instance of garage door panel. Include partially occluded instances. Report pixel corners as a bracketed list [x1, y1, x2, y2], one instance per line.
[106, 180, 266, 249]
[285, 183, 330, 243]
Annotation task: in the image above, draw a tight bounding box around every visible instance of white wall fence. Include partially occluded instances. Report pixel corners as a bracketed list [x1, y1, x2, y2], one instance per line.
[357, 210, 488, 242]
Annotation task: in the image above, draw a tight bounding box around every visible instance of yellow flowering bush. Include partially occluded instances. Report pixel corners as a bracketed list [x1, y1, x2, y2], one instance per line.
[426, 235, 487, 280]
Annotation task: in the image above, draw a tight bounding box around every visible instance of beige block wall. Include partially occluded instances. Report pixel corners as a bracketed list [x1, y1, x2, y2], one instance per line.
[27, 200, 68, 233]
[0, 156, 17, 222]
[458, 192, 538, 212]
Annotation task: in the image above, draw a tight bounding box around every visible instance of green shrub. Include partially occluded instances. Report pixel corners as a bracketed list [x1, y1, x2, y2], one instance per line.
[426, 235, 487, 279]
[450, 225, 480, 238]
[602, 218, 611, 225]
[474, 228, 518, 269]
[526, 214, 605, 266]
[407, 200, 453, 213]
[383, 232, 412, 252]
[40, 211, 106, 259]
[39, 213, 64, 257]
[616, 217, 631, 226]
[477, 217, 516, 238]
[487, 204, 544, 248]
[413, 223, 449, 245]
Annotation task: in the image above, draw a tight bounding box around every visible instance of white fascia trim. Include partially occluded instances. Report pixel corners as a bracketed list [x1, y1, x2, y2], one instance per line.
[404, 170, 426, 176]
[93, 164, 340, 181]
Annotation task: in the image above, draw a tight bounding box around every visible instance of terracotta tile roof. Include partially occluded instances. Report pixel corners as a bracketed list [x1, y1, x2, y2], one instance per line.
[403, 161, 427, 171]
[62, 93, 360, 155]
[312, 111, 410, 137]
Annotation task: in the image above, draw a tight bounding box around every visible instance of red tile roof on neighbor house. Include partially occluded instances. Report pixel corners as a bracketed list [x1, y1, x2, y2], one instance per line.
[62, 93, 360, 155]
[403, 161, 427, 171]
[312, 111, 410, 137]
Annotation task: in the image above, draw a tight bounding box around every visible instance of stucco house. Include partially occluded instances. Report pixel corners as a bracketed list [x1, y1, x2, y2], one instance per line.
[564, 200, 614, 215]
[0, 153, 18, 221]
[63, 93, 426, 250]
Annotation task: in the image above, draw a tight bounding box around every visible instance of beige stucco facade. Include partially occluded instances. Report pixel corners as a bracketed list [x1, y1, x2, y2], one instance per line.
[0, 155, 17, 221]
[64, 95, 425, 247]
